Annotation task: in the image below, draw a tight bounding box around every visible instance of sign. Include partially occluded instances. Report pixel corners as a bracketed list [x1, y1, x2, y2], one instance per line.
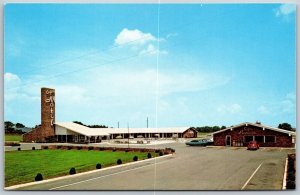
[45, 89, 55, 126]
[238, 127, 257, 135]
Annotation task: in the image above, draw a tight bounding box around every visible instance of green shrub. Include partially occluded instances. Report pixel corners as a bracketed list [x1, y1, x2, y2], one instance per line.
[17, 147, 21, 151]
[133, 156, 138, 161]
[57, 145, 62, 149]
[99, 147, 105, 151]
[67, 146, 73, 150]
[147, 153, 152, 158]
[88, 146, 94, 151]
[96, 163, 102, 169]
[32, 147, 35, 150]
[286, 181, 295, 189]
[77, 146, 82, 150]
[35, 173, 43, 181]
[112, 148, 116, 152]
[5, 142, 21, 146]
[117, 159, 122, 165]
[159, 151, 164, 156]
[43, 146, 48, 149]
[155, 150, 160, 153]
[69, 167, 76, 175]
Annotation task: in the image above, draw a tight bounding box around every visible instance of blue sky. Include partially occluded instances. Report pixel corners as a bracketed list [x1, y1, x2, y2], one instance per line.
[4, 4, 296, 128]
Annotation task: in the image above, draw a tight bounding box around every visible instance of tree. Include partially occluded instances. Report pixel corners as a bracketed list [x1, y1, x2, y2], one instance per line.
[73, 121, 86, 126]
[73, 121, 108, 128]
[221, 126, 227, 130]
[5, 121, 15, 133]
[278, 123, 292, 131]
[16, 123, 25, 128]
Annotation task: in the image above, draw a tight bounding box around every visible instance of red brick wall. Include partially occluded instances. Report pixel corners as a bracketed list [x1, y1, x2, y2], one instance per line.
[213, 125, 293, 147]
[23, 126, 42, 142]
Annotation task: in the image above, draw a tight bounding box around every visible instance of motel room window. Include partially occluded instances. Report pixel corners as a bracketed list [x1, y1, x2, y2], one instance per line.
[254, 136, 264, 143]
[244, 136, 253, 143]
[265, 136, 276, 143]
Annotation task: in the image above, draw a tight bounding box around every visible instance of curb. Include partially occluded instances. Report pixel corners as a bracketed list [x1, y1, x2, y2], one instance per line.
[282, 157, 288, 190]
[4, 153, 173, 190]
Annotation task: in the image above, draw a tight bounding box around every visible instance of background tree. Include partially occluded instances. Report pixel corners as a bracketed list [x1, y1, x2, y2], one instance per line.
[15, 123, 25, 128]
[278, 123, 293, 131]
[5, 121, 15, 133]
[73, 121, 108, 128]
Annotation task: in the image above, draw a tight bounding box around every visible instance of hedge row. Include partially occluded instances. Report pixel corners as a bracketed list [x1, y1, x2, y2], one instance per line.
[286, 153, 296, 189]
[40, 145, 175, 155]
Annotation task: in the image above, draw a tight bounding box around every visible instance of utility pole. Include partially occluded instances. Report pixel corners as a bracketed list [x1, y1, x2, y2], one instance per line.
[127, 122, 130, 149]
[147, 117, 148, 128]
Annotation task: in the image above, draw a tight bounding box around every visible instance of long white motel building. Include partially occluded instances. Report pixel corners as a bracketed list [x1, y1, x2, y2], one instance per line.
[55, 122, 197, 143]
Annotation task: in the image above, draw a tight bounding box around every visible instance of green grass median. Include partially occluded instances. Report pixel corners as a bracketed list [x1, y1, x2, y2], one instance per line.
[5, 149, 157, 187]
[5, 134, 23, 142]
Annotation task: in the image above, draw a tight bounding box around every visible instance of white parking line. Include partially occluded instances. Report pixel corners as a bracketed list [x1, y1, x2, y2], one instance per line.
[49, 160, 171, 190]
[241, 162, 263, 190]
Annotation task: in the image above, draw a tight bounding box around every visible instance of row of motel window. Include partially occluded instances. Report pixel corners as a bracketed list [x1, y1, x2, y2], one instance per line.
[244, 135, 276, 143]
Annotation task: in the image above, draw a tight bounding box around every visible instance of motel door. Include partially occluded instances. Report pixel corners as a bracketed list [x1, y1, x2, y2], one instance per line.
[225, 135, 231, 146]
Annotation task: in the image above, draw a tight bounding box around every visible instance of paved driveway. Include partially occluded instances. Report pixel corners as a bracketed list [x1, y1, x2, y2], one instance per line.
[7, 142, 294, 190]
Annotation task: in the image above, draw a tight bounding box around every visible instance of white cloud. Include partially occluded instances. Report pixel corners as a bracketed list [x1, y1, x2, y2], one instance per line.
[139, 43, 168, 56]
[217, 103, 242, 114]
[275, 4, 296, 17]
[257, 105, 270, 114]
[286, 92, 296, 100]
[257, 92, 295, 115]
[85, 68, 230, 98]
[166, 33, 178, 39]
[114, 28, 167, 57]
[4, 73, 21, 101]
[114, 28, 156, 46]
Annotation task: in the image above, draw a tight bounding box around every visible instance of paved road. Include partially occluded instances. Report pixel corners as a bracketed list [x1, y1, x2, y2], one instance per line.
[9, 142, 294, 190]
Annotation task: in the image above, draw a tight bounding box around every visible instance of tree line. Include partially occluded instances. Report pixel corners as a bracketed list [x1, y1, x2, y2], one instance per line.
[4, 121, 26, 134]
[4, 121, 295, 134]
[73, 121, 108, 128]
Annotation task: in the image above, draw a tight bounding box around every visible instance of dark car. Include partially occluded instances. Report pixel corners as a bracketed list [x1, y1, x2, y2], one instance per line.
[247, 141, 259, 150]
[185, 139, 214, 146]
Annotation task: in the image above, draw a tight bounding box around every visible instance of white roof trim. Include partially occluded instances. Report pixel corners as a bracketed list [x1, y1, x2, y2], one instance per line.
[55, 122, 195, 136]
[55, 122, 109, 136]
[212, 122, 296, 135]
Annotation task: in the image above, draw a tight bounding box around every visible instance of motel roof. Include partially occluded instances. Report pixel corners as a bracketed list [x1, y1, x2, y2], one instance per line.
[212, 122, 296, 136]
[55, 122, 109, 136]
[55, 122, 194, 136]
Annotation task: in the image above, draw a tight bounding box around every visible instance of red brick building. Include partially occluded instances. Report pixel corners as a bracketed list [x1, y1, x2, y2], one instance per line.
[23, 87, 55, 142]
[213, 122, 295, 147]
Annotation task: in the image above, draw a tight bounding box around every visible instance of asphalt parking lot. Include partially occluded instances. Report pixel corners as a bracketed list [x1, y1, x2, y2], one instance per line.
[6, 141, 295, 190]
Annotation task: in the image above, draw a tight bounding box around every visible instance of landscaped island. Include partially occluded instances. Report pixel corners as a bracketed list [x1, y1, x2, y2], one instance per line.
[5, 146, 174, 187]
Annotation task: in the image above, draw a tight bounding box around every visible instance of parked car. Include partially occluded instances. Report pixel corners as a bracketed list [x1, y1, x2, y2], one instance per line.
[185, 139, 214, 146]
[247, 141, 259, 150]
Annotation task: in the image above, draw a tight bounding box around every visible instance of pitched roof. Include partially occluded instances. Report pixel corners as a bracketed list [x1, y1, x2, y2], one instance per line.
[55, 122, 109, 136]
[212, 122, 296, 136]
[55, 122, 194, 136]
[99, 127, 194, 134]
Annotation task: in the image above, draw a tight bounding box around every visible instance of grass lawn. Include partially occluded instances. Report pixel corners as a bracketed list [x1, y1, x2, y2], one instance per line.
[5, 134, 23, 142]
[197, 132, 212, 138]
[5, 149, 157, 187]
